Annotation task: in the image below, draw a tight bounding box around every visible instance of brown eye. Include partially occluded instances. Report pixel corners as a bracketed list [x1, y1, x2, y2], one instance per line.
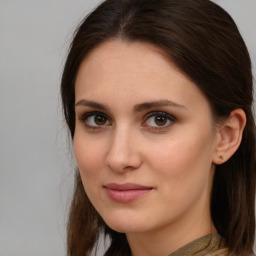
[142, 111, 175, 129]
[82, 112, 111, 128]
[94, 115, 107, 125]
[154, 115, 168, 126]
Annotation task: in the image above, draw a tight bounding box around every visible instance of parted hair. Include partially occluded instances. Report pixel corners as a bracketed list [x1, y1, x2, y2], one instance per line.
[61, 0, 256, 255]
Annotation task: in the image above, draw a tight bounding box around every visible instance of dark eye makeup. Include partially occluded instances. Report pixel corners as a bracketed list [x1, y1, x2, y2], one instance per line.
[78, 111, 111, 129]
[77, 110, 176, 130]
[142, 111, 176, 130]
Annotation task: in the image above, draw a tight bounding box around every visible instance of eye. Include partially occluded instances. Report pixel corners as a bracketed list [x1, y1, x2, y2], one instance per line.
[142, 111, 175, 128]
[78, 112, 111, 128]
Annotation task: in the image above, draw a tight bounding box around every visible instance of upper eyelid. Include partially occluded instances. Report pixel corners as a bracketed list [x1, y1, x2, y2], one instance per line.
[78, 111, 110, 120]
[143, 111, 176, 121]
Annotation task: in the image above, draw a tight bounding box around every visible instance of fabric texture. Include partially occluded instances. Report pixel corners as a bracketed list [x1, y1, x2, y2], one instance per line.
[169, 234, 229, 256]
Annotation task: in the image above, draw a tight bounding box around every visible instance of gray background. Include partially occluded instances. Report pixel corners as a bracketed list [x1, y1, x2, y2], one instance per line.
[0, 0, 255, 255]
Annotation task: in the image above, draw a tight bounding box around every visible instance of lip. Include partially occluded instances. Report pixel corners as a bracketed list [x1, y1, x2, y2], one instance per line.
[104, 183, 153, 203]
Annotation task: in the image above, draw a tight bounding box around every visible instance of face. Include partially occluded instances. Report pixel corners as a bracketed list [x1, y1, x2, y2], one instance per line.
[74, 40, 218, 236]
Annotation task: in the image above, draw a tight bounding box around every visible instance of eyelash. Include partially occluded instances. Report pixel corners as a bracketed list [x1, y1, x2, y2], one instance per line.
[78, 111, 111, 129]
[78, 111, 176, 130]
[142, 111, 175, 130]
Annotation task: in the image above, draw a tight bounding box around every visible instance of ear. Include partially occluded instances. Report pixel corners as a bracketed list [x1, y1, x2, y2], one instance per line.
[212, 109, 246, 165]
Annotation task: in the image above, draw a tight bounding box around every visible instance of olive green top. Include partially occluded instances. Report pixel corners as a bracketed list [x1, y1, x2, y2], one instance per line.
[169, 234, 229, 256]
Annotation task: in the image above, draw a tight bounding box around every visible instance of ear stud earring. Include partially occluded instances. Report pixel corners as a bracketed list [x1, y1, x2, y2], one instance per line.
[219, 155, 224, 161]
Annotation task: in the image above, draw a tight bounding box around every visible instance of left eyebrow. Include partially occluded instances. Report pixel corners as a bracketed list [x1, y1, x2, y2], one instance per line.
[133, 100, 187, 112]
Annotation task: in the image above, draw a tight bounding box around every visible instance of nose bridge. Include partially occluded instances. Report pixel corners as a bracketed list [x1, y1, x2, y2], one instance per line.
[106, 123, 141, 172]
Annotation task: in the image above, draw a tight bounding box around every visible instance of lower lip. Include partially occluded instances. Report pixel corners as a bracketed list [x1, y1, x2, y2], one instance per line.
[105, 188, 152, 203]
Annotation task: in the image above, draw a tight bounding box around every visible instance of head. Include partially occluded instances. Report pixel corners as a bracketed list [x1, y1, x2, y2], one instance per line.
[61, 0, 256, 255]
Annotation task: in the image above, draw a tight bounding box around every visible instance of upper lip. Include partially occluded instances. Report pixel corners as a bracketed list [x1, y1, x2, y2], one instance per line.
[104, 183, 153, 191]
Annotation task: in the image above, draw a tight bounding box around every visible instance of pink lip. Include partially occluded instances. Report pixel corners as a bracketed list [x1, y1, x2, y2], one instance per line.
[104, 183, 153, 203]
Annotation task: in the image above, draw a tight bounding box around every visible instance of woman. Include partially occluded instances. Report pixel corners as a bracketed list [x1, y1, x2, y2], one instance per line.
[61, 0, 256, 255]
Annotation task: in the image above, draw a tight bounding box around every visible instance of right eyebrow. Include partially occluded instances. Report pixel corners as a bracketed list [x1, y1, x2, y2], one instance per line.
[75, 99, 109, 111]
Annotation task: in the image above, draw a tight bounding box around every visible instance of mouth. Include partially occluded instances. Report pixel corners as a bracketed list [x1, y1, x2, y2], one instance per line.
[104, 183, 153, 203]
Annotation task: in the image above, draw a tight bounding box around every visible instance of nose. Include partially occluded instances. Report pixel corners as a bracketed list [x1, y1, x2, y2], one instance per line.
[105, 126, 142, 173]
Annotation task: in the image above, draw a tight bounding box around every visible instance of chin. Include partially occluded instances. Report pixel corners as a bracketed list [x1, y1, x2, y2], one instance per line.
[107, 223, 146, 234]
[102, 213, 149, 234]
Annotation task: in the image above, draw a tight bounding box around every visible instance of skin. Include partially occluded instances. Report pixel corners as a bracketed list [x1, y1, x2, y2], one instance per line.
[73, 40, 242, 256]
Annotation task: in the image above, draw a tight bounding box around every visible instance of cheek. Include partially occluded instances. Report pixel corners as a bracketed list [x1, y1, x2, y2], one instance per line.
[148, 127, 215, 190]
[73, 133, 106, 202]
[146, 132, 215, 220]
[73, 132, 105, 178]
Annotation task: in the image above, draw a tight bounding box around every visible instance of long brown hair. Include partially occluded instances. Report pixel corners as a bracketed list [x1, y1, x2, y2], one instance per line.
[61, 0, 256, 255]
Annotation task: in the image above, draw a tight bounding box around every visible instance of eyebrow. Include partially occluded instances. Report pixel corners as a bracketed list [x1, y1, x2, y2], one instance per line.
[75, 99, 109, 111]
[75, 99, 187, 112]
[133, 100, 187, 112]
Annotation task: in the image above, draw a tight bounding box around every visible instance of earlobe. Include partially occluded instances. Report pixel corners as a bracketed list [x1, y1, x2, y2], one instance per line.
[213, 109, 246, 165]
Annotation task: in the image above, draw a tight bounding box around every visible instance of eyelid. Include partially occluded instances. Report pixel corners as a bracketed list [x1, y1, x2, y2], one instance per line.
[77, 110, 175, 130]
[142, 111, 176, 129]
[78, 111, 111, 128]
[78, 111, 106, 120]
[144, 111, 176, 121]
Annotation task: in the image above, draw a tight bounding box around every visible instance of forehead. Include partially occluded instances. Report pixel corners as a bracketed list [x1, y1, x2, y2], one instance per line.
[76, 40, 177, 86]
[75, 39, 210, 115]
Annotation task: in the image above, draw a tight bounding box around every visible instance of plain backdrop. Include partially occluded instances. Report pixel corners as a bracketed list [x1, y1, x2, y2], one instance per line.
[0, 1, 255, 255]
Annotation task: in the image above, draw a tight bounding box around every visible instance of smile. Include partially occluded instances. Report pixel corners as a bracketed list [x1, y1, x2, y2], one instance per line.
[104, 183, 153, 203]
